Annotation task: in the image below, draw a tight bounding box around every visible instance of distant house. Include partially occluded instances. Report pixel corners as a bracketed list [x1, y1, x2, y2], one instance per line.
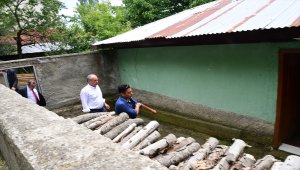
[93, 0, 300, 153]
[0, 35, 56, 54]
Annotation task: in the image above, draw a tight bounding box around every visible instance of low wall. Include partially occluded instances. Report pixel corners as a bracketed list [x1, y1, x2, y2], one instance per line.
[134, 89, 274, 145]
[0, 84, 166, 170]
[0, 51, 120, 109]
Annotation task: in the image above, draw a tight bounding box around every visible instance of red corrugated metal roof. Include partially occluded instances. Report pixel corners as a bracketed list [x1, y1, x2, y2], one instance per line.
[93, 0, 300, 47]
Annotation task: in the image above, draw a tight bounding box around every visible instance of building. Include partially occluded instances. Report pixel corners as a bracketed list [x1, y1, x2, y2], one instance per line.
[93, 0, 300, 154]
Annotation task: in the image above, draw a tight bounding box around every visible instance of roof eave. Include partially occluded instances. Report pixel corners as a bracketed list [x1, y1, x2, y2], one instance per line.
[94, 27, 300, 49]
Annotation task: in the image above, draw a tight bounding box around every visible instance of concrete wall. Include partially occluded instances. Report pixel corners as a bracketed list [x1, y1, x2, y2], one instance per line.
[116, 42, 300, 123]
[0, 51, 120, 109]
[0, 84, 166, 170]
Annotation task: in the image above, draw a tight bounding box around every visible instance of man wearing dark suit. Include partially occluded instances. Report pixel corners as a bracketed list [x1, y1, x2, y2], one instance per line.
[6, 68, 18, 91]
[18, 80, 46, 106]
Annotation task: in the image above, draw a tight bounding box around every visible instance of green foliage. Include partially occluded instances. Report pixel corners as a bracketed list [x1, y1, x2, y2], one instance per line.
[123, 0, 214, 28]
[76, 2, 131, 40]
[189, 0, 216, 8]
[48, 22, 95, 54]
[52, 1, 131, 53]
[0, 0, 64, 56]
[0, 45, 17, 56]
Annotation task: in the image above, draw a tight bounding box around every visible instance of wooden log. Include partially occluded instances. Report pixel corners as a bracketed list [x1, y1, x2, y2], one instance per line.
[112, 123, 137, 143]
[132, 130, 161, 151]
[253, 155, 277, 170]
[169, 162, 184, 170]
[119, 126, 143, 145]
[168, 137, 196, 153]
[154, 142, 201, 168]
[271, 155, 300, 170]
[86, 115, 114, 130]
[169, 165, 179, 170]
[194, 145, 228, 170]
[176, 162, 185, 170]
[225, 139, 250, 163]
[212, 139, 250, 170]
[72, 112, 114, 124]
[284, 155, 300, 168]
[176, 137, 186, 143]
[270, 162, 284, 170]
[140, 134, 177, 157]
[122, 121, 160, 149]
[104, 118, 144, 139]
[212, 157, 230, 170]
[82, 112, 114, 127]
[229, 153, 256, 170]
[98, 113, 129, 135]
[183, 137, 219, 170]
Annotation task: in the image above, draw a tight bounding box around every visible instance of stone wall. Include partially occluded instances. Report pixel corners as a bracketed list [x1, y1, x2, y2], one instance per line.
[0, 84, 166, 170]
[0, 51, 120, 109]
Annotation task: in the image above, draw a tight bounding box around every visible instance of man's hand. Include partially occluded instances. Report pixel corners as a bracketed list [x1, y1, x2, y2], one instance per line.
[105, 103, 110, 110]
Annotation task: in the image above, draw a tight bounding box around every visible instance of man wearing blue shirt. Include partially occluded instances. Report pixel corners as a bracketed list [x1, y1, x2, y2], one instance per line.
[115, 84, 142, 118]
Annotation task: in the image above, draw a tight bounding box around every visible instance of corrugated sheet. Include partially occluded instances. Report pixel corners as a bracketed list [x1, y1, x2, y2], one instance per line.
[93, 0, 300, 46]
[22, 43, 58, 54]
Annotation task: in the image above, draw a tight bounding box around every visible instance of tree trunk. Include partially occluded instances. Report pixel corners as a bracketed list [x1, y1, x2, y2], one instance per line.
[154, 142, 201, 168]
[87, 115, 114, 130]
[119, 126, 143, 145]
[229, 153, 256, 170]
[212, 157, 230, 170]
[194, 145, 228, 170]
[284, 155, 300, 168]
[112, 123, 137, 143]
[225, 139, 250, 163]
[82, 113, 114, 127]
[169, 164, 180, 170]
[122, 121, 160, 149]
[183, 137, 219, 170]
[176, 137, 186, 144]
[132, 130, 161, 151]
[270, 162, 284, 170]
[140, 134, 177, 157]
[72, 112, 114, 124]
[167, 137, 195, 153]
[271, 155, 300, 170]
[98, 113, 129, 135]
[212, 139, 249, 170]
[104, 118, 144, 139]
[253, 155, 277, 170]
[16, 30, 22, 58]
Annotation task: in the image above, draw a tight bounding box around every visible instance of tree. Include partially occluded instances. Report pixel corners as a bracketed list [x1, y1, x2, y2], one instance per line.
[123, 0, 214, 28]
[76, 2, 131, 41]
[51, 1, 131, 53]
[0, 0, 64, 57]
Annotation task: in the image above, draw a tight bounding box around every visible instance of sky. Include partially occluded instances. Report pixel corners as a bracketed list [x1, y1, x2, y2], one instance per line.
[59, 0, 123, 16]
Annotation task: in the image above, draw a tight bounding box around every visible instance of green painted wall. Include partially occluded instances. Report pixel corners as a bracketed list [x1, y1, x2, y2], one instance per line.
[116, 42, 300, 122]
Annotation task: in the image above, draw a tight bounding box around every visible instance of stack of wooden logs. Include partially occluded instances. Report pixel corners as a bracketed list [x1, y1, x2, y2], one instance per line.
[71, 112, 300, 170]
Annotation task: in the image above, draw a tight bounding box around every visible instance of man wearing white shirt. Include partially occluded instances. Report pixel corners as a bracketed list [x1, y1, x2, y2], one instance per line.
[18, 80, 46, 106]
[80, 74, 110, 113]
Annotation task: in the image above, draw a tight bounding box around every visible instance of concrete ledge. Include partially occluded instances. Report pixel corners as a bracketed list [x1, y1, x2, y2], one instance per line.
[134, 89, 274, 145]
[0, 84, 166, 170]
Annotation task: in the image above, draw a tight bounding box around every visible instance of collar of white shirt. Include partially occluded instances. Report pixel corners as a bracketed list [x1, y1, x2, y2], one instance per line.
[26, 86, 39, 103]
